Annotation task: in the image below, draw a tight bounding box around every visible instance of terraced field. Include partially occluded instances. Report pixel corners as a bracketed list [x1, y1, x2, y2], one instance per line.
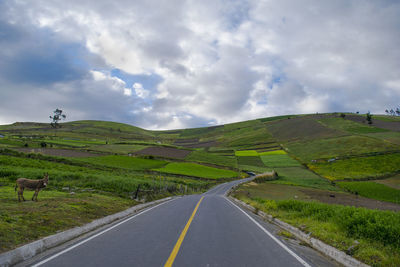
[1, 113, 400, 265]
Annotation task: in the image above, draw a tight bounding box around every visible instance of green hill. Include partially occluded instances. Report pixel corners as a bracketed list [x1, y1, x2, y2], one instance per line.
[1, 113, 400, 262]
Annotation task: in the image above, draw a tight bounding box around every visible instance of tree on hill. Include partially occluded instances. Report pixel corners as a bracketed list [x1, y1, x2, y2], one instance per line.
[385, 107, 400, 116]
[50, 108, 66, 135]
[366, 111, 372, 124]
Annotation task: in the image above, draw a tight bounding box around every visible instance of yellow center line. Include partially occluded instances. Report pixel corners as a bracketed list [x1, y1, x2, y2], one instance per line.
[164, 196, 204, 267]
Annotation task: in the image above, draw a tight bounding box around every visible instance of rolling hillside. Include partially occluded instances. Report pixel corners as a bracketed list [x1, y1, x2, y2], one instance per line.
[1, 113, 400, 265]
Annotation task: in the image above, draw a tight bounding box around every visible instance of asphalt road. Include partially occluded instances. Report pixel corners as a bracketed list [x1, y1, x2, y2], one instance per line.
[28, 179, 338, 267]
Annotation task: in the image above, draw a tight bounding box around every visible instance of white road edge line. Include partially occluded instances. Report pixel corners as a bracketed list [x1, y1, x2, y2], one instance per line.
[226, 197, 312, 267]
[32, 199, 176, 267]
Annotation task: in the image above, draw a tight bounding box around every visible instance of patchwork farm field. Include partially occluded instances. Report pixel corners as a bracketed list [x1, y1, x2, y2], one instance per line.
[1, 113, 400, 266]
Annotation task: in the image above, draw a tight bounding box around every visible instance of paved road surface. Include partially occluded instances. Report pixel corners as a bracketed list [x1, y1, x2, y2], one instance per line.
[27, 179, 338, 267]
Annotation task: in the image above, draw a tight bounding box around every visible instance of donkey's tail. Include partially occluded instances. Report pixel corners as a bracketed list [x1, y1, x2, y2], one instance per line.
[14, 184, 17, 192]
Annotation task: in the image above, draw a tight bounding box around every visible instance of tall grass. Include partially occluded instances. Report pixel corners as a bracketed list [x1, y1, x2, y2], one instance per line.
[275, 200, 400, 247]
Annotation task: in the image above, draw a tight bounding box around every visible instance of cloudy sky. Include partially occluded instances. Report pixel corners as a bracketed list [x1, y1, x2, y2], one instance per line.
[0, 0, 399, 129]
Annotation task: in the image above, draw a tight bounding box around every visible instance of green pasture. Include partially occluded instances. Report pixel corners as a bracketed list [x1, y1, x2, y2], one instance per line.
[88, 144, 147, 154]
[261, 154, 301, 167]
[154, 162, 238, 179]
[0, 154, 210, 197]
[0, 186, 135, 253]
[286, 135, 399, 162]
[374, 115, 400, 122]
[186, 150, 237, 168]
[238, 165, 273, 173]
[259, 150, 286, 155]
[338, 181, 400, 204]
[365, 132, 400, 145]
[73, 155, 168, 171]
[374, 174, 400, 189]
[271, 167, 337, 191]
[309, 153, 400, 180]
[319, 117, 388, 134]
[235, 150, 258, 156]
[237, 156, 265, 167]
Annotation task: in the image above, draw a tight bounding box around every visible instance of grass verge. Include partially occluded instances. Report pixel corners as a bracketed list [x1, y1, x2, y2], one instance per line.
[233, 194, 400, 266]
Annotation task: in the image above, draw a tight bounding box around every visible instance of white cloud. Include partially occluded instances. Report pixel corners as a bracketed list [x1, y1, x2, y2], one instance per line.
[133, 83, 149, 98]
[1, 0, 400, 129]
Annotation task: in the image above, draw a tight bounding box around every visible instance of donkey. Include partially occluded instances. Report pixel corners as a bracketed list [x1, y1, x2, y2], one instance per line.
[15, 173, 49, 202]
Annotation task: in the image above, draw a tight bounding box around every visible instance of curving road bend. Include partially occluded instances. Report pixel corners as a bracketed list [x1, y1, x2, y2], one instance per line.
[26, 179, 338, 267]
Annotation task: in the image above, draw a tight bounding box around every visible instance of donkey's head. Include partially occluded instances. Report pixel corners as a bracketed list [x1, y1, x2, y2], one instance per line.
[43, 173, 49, 187]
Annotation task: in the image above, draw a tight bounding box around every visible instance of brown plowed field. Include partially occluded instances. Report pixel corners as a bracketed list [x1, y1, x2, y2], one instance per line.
[266, 117, 346, 142]
[345, 115, 400, 132]
[300, 188, 400, 211]
[15, 148, 100, 157]
[134, 146, 192, 159]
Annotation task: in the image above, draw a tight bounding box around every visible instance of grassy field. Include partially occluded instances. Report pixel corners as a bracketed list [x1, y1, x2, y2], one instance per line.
[235, 150, 258, 156]
[319, 117, 389, 134]
[286, 135, 399, 163]
[338, 181, 400, 204]
[238, 165, 273, 173]
[154, 162, 238, 179]
[0, 152, 212, 197]
[271, 167, 338, 191]
[374, 174, 400, 189]
[73, 155, 168, 171]
[185, 150, 237, 168]
[0, 186, 135, 253]
[258, 150, 287, 155]
[309, 153, 400, 180]
[365, 132, 400, 145]
[237, 156, 265, 167]
[260, 154, 301, 167]
[234, 195, 400, 266]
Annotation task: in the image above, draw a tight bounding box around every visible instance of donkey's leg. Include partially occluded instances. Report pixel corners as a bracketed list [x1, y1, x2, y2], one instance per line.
[34, 189, 41, 201]
[20, 188, 26, 201]
[17, 187, 21, 202]
[33, 189, 38, 201]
